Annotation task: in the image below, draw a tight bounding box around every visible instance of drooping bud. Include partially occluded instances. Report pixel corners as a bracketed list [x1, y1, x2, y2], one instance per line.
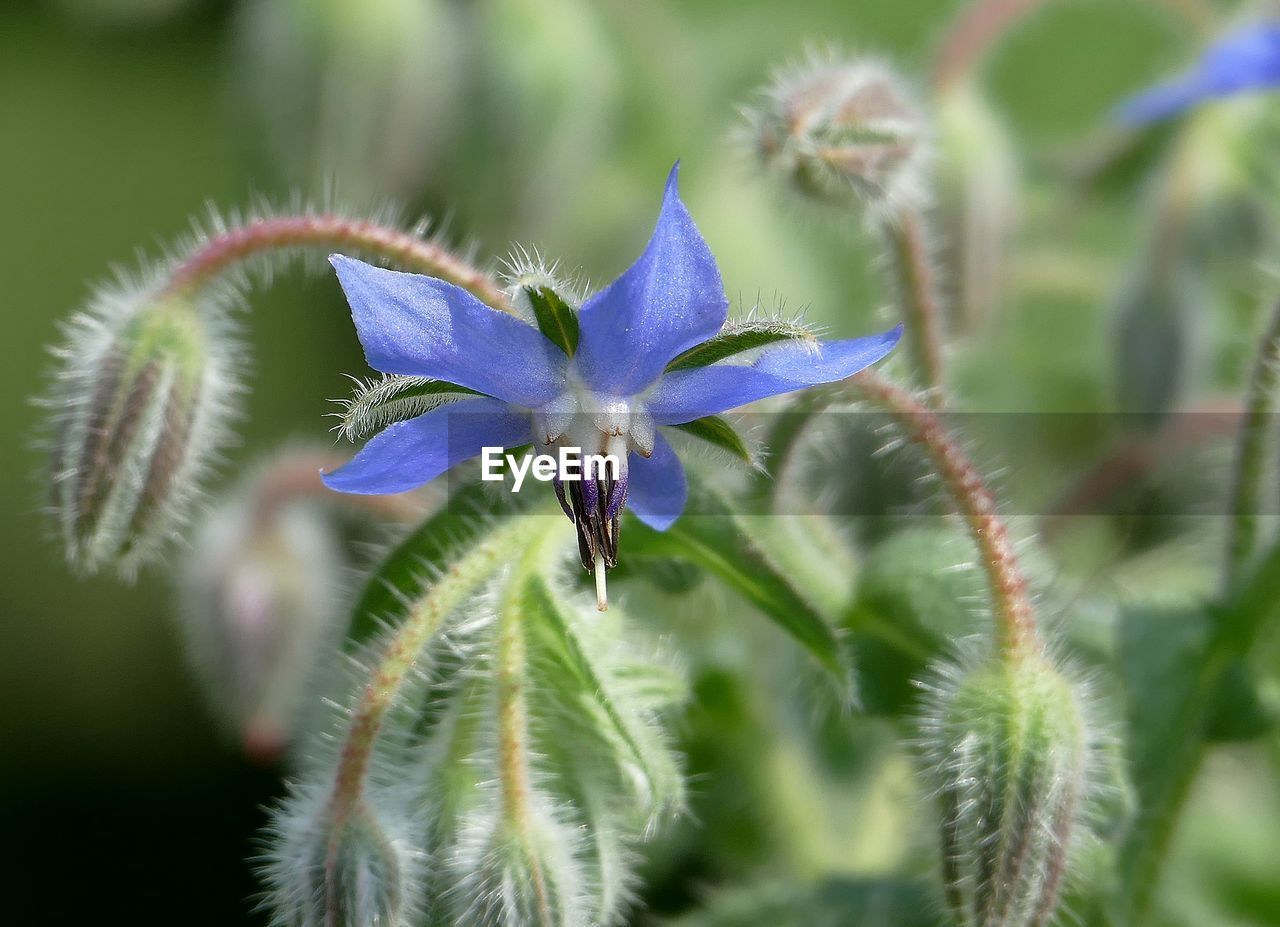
[935, 80, 1018, 333]
[1112, 258, 1203, 429]
[267, 794, 420, 927]
[178, 479, 344, 763]
[233, 0, 463, 201]
[920, 650, 1092, 927]
[747, 56, 929, 212]
[45, 286, 234, 577]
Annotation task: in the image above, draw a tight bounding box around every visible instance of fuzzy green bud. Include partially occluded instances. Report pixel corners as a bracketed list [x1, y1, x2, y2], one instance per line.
[922, 652, 1091, 927]
[748, 57, 928, 212]
[234, 0, 463, 200]
[1112, 260, 1203, 428]
[935, 81, 1017, 333]
[47, 289, 233, 577]
[179, 483, 344, 763]
[269, 797, 418, 927]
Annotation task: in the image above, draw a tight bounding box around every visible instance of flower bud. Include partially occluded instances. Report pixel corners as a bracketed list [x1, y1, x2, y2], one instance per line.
[268, 796, 419, 927]
[233, 0, 463, 201]
[46, 289, 233, 577]
[179, 482, 344, 763]
[935, 81, 1018, 333]
[747, 56, 928, 212]
[1112, 260, 1203, 428]
[921, 651, 1091, 927]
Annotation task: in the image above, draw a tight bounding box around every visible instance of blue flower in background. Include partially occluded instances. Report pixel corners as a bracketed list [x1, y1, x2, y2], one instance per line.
[322, 165, 900, 596]
[1117, 21, 1280, 124]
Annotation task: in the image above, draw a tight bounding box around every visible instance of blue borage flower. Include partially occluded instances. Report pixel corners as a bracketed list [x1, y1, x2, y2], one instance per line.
[1116, 20, 1280, 125]
[322, 164, 900, 604]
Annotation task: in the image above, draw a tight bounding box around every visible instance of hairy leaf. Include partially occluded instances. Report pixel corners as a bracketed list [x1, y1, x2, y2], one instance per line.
[525, 285, 580, 357]
[666, 319, 815, 371]
[335, 373, 480, 441]
[671, 414, 755, 465]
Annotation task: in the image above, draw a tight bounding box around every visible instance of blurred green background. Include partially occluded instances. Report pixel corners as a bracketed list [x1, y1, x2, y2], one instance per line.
[4, 0, 1277, 923]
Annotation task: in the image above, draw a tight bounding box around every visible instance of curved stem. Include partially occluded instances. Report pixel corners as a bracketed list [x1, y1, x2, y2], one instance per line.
[249, 450, 430, 529]
[932, 0, 1044, 92]
[323, 518, 542, 837]
[879, 209, 946, 398]
[495, 518, 569, 926]
[163, 214, 514, 313]
[932, 0, 1211, 91]
[850, 369, 1040, 657]
[1224, 298, 1280, 591]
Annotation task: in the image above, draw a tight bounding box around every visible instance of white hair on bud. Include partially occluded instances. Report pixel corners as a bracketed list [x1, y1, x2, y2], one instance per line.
[36, 264, 244, 579]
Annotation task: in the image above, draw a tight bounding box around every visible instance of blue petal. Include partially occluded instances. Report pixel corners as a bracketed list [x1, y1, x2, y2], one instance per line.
[646, 325, 902, 425]
[1115, 21, 1280, 125]
[331, 255, 567, 408]
[574, 164, 729, 397]
[626, 434, 687, 531]
[322, 397, 531, 495]
[1114, 76, 1214, 125]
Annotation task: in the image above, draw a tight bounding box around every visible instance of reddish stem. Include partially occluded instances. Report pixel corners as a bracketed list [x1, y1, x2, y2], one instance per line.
[249, 451, 430, 528]
[163, 214, 514, 313]
[851, 369, 1040, 657]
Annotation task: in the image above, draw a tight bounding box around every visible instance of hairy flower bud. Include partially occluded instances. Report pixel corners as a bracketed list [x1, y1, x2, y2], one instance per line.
[747, 56, 928, 212]
[233, 0, 463, 200]
[935, 81, 1017, 333]
[1112, 260, 1202, 428]
[920, 651, 1092, 927]
[179, 482, 344, 762]
[45, 286, 234, 577]
[268, 795, 420, 927]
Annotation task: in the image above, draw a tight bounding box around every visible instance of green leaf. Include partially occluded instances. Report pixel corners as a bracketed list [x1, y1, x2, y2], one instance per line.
[671, 415, 754, 464]
[665, 319, 815, 371]
[626, 473, 850, 688]
[336, 374, 480, 441]
[525, 285, 580, 356]
[344, 482, 530, 649]
[847, 526, 984, 715]
[523, 575, 685, 816]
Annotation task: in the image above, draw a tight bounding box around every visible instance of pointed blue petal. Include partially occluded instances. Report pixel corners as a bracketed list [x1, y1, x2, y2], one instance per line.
[322, 397, 531, 495]
[1115, 22, 1280, 125]
[626, 434, 686, 531]
[575, 164, 729, 397]
[646, 325, 902, 425]
[1114, 75, 1213, 125]
[330, 255, 567, 408]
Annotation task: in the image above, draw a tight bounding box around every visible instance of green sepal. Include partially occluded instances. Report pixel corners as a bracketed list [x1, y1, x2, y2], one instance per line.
[671, 415, 754, 465]
[525, 285, 580, 356]
[666, 319, 815, 371]
[337, 374, 481, 441]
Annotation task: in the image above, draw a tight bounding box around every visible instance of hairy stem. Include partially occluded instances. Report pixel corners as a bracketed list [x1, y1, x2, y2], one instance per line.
[879, 209, 946, 397]
[932, 0, 1210, 91]
[496, 519, 570, 926]
[1224, 298, 1280, 591]
[932, 0, 1044, 91]
[249, 450, 430, 529]
[323, 518, 542, 853]
[163, 214, 514, 312]
[850, 369, 1039, 657]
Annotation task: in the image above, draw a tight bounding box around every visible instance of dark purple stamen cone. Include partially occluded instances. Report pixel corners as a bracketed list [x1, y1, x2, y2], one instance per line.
[606, 471, 629, 521]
